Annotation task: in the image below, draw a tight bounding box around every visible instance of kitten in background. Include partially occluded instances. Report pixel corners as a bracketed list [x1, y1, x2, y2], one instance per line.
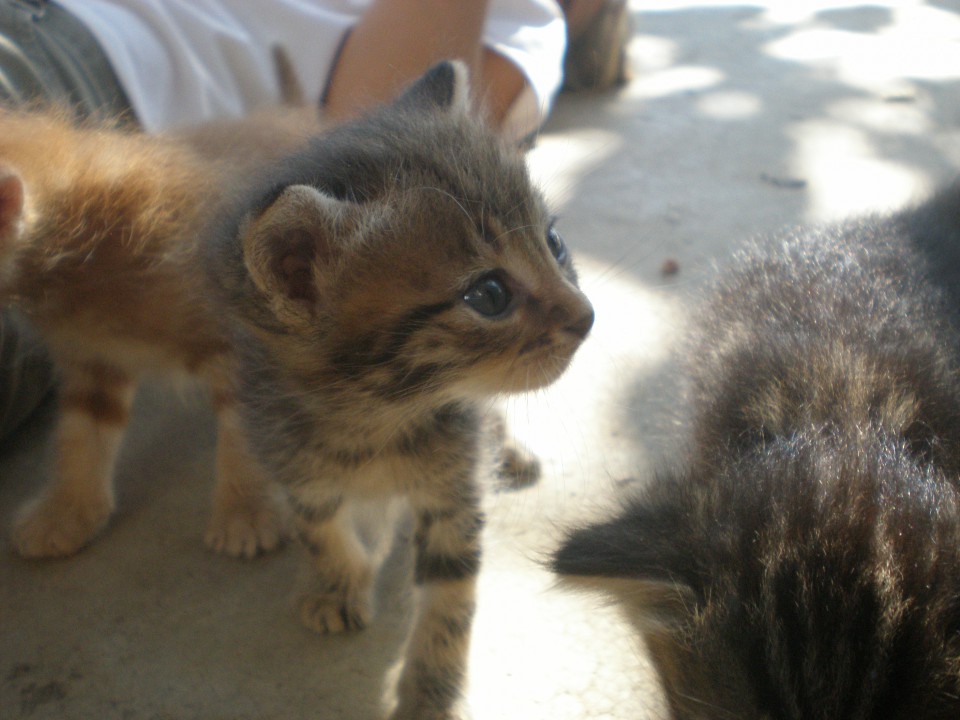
[554, 186, 960, 719]
[0, 41, 329, 559]
[0, 107, 309, 559]
[205, 61, 593, 719]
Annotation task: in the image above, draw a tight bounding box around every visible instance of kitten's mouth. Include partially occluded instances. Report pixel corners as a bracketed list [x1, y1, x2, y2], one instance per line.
[518, 335, 552, 356]
[519, 323, 590, 357]
[514, 342, 581, 390]
[463, 341, 578, 397]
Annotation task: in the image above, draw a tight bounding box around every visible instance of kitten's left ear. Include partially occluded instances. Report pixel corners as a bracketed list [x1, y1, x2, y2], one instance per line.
[241, 184, 356, 326]
[394, 60, 471, 116]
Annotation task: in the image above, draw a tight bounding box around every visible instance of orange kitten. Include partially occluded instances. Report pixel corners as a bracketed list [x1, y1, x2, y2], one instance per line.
[0, 107, 316, 558]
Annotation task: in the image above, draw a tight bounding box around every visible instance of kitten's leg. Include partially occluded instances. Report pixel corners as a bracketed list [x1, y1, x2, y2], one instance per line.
[205, 396, 290, 558]
[13, 364, 134, 558]
[391, 495, 483, 720]
[294, 494, 376, 633]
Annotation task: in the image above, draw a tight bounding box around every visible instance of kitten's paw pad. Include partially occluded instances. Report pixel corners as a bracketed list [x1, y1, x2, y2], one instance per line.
[12, 495, 113, 558]
[205, 498, 290, 559]
[298, 594, 372, 634]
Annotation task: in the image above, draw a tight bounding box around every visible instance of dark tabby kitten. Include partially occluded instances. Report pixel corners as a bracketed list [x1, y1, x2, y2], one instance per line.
[554, 186, 960, 719]
[206, 62, 593, 720]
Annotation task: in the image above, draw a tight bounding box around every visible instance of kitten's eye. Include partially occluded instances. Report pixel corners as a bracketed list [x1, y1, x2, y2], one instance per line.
[547, 225, 568, 265]
[463, 274, 512, 317]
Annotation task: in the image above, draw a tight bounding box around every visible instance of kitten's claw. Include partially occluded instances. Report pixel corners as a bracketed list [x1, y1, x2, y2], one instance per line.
[298, 593, 372, 634]
[12, 494, 113, 558]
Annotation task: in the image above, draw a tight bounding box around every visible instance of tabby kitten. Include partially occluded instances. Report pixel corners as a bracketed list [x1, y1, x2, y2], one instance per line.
[554, 186, 960, 719]
[205, 61, 593, 720]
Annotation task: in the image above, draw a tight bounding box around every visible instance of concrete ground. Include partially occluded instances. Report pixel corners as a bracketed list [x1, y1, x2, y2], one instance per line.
[4, 2, 960, 718]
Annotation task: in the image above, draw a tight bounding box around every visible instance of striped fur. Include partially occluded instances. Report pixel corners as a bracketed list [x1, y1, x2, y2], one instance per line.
[206, 62, 593, 719]
[554, 186, 960, 719]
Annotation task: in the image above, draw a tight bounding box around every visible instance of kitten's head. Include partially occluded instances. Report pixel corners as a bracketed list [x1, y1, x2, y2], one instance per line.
[208, 61, 593, 400]
[553, 434, 960, 720]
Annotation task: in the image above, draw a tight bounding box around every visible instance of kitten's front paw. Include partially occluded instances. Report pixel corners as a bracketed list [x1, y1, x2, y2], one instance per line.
[205, 493, 290, 559]
[298, 592, 373, 634]
[12, 493, 113, 558]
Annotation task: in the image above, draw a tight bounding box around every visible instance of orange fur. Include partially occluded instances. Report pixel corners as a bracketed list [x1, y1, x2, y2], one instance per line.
[0, 107, 315, 558]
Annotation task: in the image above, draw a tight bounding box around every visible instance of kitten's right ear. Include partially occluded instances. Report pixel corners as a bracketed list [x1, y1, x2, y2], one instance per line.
[241, 184, 355, 326]
[394, 60, 471, 116]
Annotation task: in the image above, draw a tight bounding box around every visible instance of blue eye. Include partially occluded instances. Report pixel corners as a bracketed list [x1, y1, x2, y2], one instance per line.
[463, 274, 511, 317]
[547, 225, 568, 265]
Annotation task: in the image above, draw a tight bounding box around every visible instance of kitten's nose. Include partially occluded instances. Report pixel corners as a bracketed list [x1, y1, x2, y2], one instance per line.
[567, 305, 595, 339]
[548, 295, 595, 339]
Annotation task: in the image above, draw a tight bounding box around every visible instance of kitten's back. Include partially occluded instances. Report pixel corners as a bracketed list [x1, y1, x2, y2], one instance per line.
[0, 108, 241, 372]
[690, 192, 960, 475]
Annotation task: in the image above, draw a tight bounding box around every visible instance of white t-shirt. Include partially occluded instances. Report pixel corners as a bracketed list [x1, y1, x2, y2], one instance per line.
[57, 0, 566, 136]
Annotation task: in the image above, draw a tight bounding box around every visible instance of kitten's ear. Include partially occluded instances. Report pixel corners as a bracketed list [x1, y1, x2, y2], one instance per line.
[394, 60, 471, 116]
[241, 184, 354, 326]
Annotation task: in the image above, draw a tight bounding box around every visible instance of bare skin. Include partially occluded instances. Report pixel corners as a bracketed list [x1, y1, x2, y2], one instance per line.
[323, 0, 531, 128]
